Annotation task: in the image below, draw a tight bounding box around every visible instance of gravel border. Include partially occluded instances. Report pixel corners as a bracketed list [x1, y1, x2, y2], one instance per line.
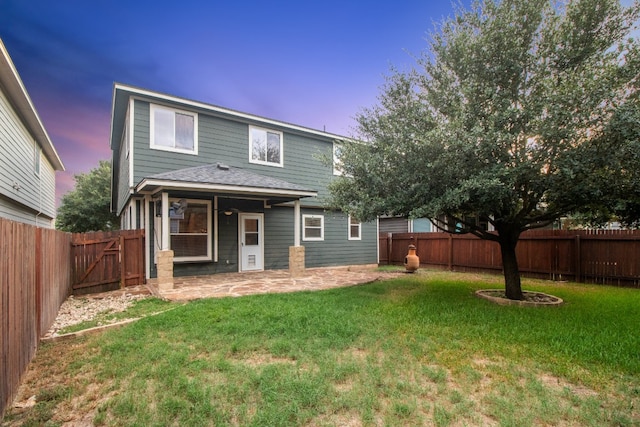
[44, 293, 149, 338]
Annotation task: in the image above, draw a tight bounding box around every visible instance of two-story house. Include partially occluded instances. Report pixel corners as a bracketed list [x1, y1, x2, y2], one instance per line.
[0, 39, 64, 228]
[110, 84, 378, 280]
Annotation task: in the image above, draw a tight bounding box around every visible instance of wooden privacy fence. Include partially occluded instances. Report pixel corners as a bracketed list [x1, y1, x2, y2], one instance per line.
[1, 218, 72, 418]
[72, 229, 145, 294]
[380, 229, 640, 286]
[2, 222, 146, 417]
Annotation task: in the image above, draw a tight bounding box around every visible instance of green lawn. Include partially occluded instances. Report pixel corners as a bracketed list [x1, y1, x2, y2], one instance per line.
[4, 271, 640, 426]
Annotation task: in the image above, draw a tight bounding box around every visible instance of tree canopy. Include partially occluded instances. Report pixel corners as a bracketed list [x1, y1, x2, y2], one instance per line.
[328, 0, 640, 299]
[56, 160, 119, 232]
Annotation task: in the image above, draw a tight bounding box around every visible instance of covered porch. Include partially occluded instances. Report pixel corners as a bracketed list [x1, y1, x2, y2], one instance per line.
[134, 163, 318, 287]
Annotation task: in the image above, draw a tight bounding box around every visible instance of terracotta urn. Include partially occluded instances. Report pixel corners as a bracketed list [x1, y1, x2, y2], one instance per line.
[404, 244, 419, 273]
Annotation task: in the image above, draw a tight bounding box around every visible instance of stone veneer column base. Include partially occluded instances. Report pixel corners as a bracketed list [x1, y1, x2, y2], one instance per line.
[289, 246, 305, 276]
[156, 250, 174, 290]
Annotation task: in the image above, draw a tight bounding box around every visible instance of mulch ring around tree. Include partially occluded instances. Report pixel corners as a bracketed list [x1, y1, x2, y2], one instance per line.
[475, 289, 564, 307]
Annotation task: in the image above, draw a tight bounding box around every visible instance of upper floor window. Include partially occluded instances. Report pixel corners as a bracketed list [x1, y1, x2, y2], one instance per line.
[249, 126, 283, 167]
[150, 104, 198, 155]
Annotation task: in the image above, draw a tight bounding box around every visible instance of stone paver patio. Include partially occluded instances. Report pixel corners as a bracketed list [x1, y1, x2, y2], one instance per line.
[147, 265, 403, 301]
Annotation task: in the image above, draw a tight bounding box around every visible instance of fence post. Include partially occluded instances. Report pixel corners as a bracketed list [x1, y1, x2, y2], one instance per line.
[35, 228, 42, 338]
[575, 235, 581, 283]
[448, 234, 453, 271]
[120, 234, 126, 289]
[387, 233, 392, 265]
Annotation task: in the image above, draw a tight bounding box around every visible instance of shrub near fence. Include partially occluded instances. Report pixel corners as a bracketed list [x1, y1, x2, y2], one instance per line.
[0, 218, 72, 418]
[380, 229, 640, 286]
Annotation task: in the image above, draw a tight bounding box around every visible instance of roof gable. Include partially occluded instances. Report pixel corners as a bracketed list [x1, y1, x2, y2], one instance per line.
[110, 82, 348, 152]
[0, 39, 64, 171]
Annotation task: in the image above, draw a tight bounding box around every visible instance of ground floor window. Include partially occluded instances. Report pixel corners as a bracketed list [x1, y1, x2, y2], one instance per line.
[303, 214, 324, 241]
[170, 199, 211, 261]
[348, 216, 361, 240]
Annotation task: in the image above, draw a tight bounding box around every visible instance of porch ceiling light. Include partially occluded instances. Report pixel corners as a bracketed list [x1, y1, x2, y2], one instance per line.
[224, 210, 234, 216]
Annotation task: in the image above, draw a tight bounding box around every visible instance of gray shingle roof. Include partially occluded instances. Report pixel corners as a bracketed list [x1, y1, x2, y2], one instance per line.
[147, 163, 315, 193]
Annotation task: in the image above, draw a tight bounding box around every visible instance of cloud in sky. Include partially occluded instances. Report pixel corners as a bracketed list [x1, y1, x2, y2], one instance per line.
[0, 0, 469, 208]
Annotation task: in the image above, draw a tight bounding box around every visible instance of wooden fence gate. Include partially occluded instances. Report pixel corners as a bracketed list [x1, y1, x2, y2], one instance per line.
[72, 229, 145, 294]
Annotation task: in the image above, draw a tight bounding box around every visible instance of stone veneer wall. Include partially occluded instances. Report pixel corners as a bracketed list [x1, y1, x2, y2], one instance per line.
[289, 246, 305, 276]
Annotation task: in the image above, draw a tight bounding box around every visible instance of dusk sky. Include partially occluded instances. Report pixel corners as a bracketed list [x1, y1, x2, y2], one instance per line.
[1, 1, 476, 207]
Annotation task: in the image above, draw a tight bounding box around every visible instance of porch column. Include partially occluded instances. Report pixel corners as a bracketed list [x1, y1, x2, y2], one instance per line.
[144, 194, 151, 281]
[289, 199, 305, 275]
[213, 196, 219, 262]
[161, 192, 170, 250]
[294, 199, 301, 246]
[156, 250, 174, 290]
[158, 192, 174, 289]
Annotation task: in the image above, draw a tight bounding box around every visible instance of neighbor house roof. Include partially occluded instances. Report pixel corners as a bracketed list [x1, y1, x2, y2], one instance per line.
[0, 39, 64, 171]
[136, 163, 317, 202]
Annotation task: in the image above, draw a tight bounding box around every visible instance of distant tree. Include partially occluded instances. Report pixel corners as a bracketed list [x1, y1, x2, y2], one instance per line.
[56, 160, 119, 232]
[328, 0, 640, 300]
[576, 98, 640, 228]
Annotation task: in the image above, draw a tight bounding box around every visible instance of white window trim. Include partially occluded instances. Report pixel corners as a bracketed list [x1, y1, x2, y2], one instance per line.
[123, 106, 130, 160]
[170, 198, 212, 262]
[248, 125, 284, 167]
[150, 103, 198, 155]
[302, 214, 324, 241]
[348, 215, 361, 240]
[128, 99, 135, 189]
[33, 142, 41, 176]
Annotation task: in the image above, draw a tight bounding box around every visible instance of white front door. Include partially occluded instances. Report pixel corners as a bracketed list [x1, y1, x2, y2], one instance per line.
[239, 213, 264, 271]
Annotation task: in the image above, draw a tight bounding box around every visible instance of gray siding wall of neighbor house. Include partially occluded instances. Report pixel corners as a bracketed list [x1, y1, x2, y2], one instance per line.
[130, 100, 335, 207]
[379, 217, 410, 234]
[0, 89, 57, 226]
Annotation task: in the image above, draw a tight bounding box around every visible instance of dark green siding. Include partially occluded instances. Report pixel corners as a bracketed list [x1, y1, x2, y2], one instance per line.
[131, 100, 334, 207]
[264, 206, 295, 270]
[215, 213, 239, 273]
[301, 208, 378, 268]
[116, 127, 130, 214]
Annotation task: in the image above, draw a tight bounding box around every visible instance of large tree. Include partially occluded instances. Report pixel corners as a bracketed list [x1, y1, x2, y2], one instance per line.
[328, 0, 640, 299]
[56, 160, 119, 232]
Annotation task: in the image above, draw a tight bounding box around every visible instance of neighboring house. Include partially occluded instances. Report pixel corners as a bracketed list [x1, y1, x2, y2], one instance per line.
[379, 216, 434, 234]
[379, 214, 497, 234]
[110, 84, 378, 279]
[0, 39, 64, 228]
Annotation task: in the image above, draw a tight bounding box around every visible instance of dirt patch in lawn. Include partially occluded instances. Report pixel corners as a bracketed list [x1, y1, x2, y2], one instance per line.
[4, 338, 101, 426]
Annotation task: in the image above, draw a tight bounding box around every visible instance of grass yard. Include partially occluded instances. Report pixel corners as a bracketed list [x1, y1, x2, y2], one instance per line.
[3, 271, 640, 426]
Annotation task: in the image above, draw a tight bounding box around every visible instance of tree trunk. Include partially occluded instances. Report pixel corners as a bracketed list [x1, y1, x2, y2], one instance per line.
[497, 229, 523, 300]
